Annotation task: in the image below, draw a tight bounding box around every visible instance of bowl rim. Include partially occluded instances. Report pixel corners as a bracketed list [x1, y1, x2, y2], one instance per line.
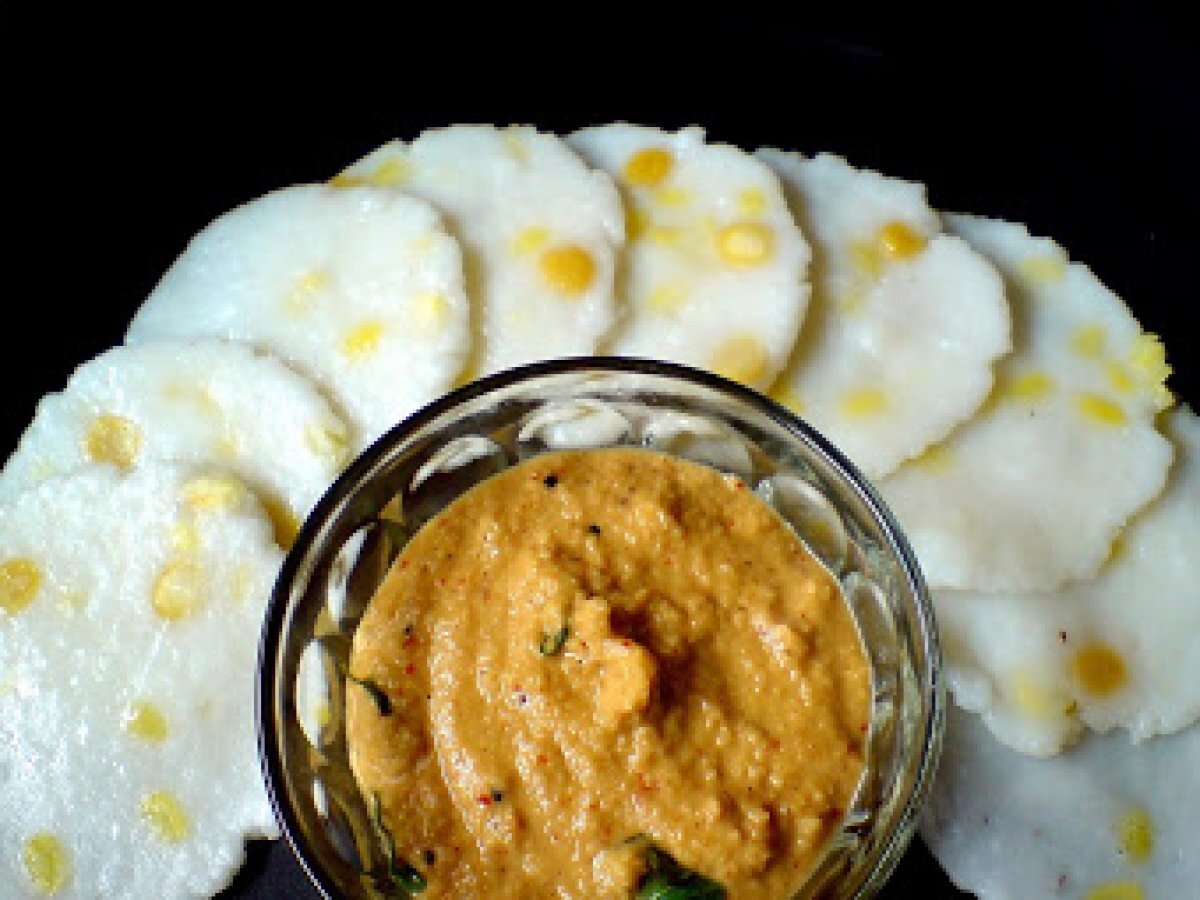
[257, 355, 944, 899]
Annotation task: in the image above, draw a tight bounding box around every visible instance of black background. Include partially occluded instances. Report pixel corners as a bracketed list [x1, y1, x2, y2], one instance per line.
[2, 9, 1196, 899]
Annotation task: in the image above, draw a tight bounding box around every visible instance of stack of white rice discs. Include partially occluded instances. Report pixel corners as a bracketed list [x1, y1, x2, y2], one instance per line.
[0, 121, 1194, 899]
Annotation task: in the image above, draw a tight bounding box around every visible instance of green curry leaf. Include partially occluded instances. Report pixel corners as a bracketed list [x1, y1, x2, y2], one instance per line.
[634, 840, 726, 899]
[538, 624, 570, 656]
[347, 672, 393, 716]
[368, 793, 427, 895]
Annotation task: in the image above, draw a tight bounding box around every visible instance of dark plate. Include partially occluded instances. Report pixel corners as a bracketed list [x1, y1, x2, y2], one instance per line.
[3, 12, 1195, 899]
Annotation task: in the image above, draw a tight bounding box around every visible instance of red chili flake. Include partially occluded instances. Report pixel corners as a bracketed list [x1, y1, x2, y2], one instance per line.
[859, 722, 869, 733]
[477, 794, 492, 807]
[621, 640, 631, 649]
[404, 663, 416, 676]
[403, 636, 419, 649]
[399, 559, 410, 570]
[536, 754, 548, 765]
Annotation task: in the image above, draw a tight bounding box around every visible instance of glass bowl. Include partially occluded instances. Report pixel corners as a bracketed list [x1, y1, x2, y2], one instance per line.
[258, 357, 944, 899]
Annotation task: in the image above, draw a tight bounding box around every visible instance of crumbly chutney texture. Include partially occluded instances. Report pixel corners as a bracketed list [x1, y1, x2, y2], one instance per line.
[346, 449, 871, 898]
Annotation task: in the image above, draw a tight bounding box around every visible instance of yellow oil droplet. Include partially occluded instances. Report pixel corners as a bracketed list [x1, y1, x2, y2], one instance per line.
[1077, 393, 1128, 427]
[1117, 808, 1153, 863]
[213, 431, 240, 458]
[340, 320, 385, 359]
[654, 186, 691, 207]
[140, 791, 191, 843]
[1, 558, 41, 614]
[1072, 641, 1128, 696]
[848, 239, 884, 279]
[180, 474, 246, 511]
[56, 590, 87, 613]
[1106, 361, 1135, 394]
[151, 560, 204, 621]
[1019, 254, 1067, 284]
[367, 155, 409, 187]
[837, 289, 867, 315]
[646, 283, 688, 314]
[1128, 333, 1173, 411]
[710, 336, 770, 387]
[22, 832, 70, 895]
[163, 381, 220, 417]
[168, 522, 200, 554]
[839, 388, 888, 418]
[1072, 324, 1107, 359]
[84, 414, 142, 470]
[622, 147, 674, 186]
[768, 384, 803, 414]
[229, 562, 254, 605]
[411, 290, 450, 334]
[124, 700, 169, 743]
[878, 221, 927, 260]
[295, 270, 328, 292]
[511, 226, 550, 255]
[539, 245, 596, 295]
[1003, 370, 1056, 402]
[716, 221, 774, 266]
[647, 225, 682, 246]
[1085, 881, 1144, 900]
[1008, 669, 1065, 718]
[329, 172, 368, 188]
[262, 497, 300, 550]
[304, 422, 350, 468]
[737, 187, 767, 217]
[284, 269, 329, 315]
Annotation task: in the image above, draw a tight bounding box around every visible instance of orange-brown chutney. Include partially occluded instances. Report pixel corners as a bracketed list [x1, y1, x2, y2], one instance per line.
[346, 449, 870, 898]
